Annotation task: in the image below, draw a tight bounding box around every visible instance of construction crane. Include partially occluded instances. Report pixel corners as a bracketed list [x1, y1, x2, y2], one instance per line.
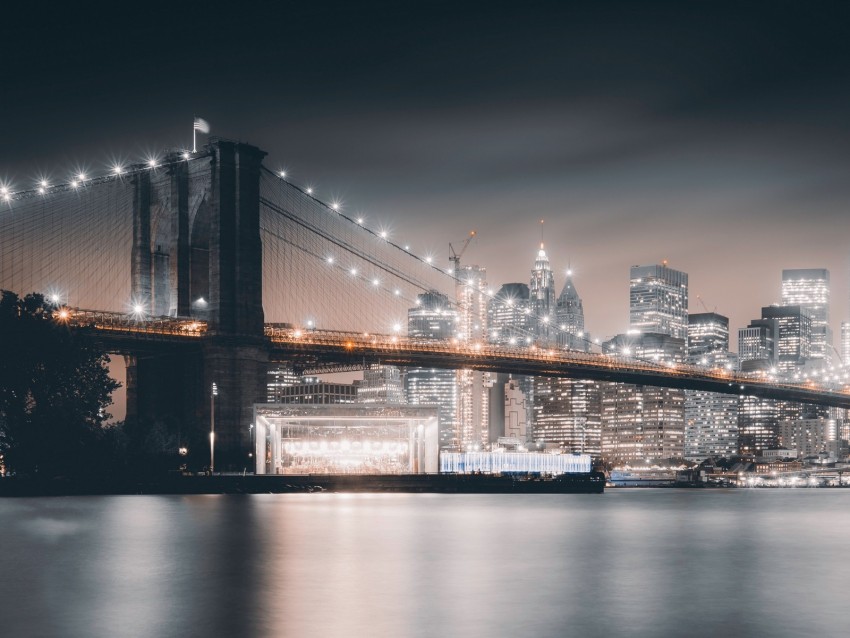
[449, 231, 476, 274]
[696, 295, 717, 313]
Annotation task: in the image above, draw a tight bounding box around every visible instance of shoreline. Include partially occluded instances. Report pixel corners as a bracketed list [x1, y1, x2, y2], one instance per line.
[0, 472, 606, 497]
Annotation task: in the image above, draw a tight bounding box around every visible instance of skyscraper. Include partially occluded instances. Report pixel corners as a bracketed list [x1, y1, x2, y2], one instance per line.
[781, 268, 831, 362]
[534, 267, 600, 455]
[760, 305, 812, 372]
[488, 282, 532, 346]
[455, 264, 491, 449]
[687, 313, 729, 365]
[684, 312, 738, 461]
[488, 282, 534, 429]
[738, 319, 777, 371]
[555, 269, 588, 351]
[533, 377, 601, 456]
[405, 291, 458, 449]
[530, 244, 556, 344]
[629, 263, 689, 341]
[600, 333, 686, 463]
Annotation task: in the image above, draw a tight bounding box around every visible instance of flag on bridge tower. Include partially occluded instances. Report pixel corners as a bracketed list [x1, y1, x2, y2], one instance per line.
[192, 117, 210, 152]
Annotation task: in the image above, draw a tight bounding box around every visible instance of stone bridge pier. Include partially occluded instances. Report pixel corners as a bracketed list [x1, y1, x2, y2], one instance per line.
[128, 139, 270, 469]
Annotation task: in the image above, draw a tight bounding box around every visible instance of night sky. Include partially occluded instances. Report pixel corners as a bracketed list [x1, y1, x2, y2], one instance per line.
[2, 0, 850, 343]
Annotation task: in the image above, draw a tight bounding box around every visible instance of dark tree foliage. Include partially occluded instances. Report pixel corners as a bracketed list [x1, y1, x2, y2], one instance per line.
[0, 291, 119, 477]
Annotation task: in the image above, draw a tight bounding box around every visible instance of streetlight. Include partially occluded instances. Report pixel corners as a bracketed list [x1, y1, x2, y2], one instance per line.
[210, 382, 218, 474]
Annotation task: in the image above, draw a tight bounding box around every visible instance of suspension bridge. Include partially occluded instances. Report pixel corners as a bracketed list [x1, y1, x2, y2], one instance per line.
[3, 138, 849, 466]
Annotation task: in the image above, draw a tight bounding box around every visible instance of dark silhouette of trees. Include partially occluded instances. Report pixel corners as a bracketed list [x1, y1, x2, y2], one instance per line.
[0, 291, 119, 477]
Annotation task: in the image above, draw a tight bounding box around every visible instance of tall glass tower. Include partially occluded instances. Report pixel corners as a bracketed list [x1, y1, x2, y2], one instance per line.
[455, 264, 491, 449]
[555, 269, 587, 351]
[405, 291, 458, 449]
[629, 263, 689, 341]
[530, 244, 556, 344]
[685, 312, 738, 461]
[781, 268, 831, 362]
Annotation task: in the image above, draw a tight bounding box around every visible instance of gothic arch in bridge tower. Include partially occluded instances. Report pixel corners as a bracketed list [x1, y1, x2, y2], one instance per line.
[189, 195, 211, 313]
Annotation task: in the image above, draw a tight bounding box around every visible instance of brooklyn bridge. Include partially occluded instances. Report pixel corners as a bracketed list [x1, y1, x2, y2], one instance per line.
[3, 138, 848, 466]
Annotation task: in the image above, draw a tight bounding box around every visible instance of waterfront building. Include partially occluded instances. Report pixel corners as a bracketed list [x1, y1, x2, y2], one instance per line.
[600, 382, 686, 464]
[266, 365, 300, 402]
[253, 404, 439, 475]
[778, 418, 841, 459]
[684, 392, 738, 461]
[274, 376, 357, 404]
[530, 244, 556, 344]
[533, 376, 601, 456]
[629, 263, 689, 342]
[781, 268, 831, 362]
[405, 291, 458, 449]
[357, 365, 405, 405]
[737, 396, 780, 456]
[600, 332, 686, 463]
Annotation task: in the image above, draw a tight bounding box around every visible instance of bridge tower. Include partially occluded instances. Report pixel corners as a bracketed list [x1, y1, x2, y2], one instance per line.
[129, 139, 269, 469]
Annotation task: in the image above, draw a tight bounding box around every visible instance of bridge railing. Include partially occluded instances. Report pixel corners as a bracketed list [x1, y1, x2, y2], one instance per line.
[55, 308, 208, 337]
[265, 326, 850, 396]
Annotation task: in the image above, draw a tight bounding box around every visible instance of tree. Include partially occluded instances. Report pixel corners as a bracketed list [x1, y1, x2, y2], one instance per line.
[0, 291, 119, 477]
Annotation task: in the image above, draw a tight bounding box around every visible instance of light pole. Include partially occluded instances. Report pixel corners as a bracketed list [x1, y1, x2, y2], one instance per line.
[210, 382, 218, 474]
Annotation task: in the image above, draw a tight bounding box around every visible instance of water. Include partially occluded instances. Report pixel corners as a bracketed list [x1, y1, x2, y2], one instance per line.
[0, 490, 847, 638]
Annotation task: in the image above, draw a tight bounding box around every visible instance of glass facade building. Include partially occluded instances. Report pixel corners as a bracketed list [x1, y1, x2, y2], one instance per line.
[405, 291, 458, 449]
[781, 268, 831, 362]
[629, 263, 689, 342]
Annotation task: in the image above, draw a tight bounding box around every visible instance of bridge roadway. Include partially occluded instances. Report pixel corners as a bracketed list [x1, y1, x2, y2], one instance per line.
[57, 308, 850, 410]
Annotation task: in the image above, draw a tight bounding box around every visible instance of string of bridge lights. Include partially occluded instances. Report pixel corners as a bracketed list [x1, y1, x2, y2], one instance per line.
[0, 150, 197, 202]
[1, 147, 655, 361]
[263, 165, 612, 353]
[12, 149, 838, 385]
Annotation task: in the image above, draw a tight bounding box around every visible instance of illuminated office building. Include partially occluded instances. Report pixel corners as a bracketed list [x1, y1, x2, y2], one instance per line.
[357, 365, 405, 405]
[600, 332, 686, 463]
[488, 283, 534, 431]
[455, 264, 492, 450]
[534, 376, 601, 456]
[556, 269, 589, 351]
[275, 376, 357, 404]
[629, 263, 689, 342]
[738, 396, 780, 456]
[738, 320, 777, 372]
[760, 305, 812, 372]
[535, 269, 600, 455]
[687, 313, 729, 365]
[781, 268, 831, 361]
[405, 291, 458, 449]
[685, 312, 738, 460]
[488, 282, 531, 346]
[530, 244, 556, 344]
[266, 365, 301, 402]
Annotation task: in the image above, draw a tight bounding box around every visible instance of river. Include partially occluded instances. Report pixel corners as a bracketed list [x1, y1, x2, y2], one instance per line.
[0, 489, 847, 637]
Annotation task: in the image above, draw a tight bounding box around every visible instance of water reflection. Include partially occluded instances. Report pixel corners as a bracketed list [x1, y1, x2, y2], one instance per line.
[0, 491, 848, 637]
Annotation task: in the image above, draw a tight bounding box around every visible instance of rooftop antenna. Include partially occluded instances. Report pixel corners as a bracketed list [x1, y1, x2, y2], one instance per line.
[540, 219, 545, 249]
